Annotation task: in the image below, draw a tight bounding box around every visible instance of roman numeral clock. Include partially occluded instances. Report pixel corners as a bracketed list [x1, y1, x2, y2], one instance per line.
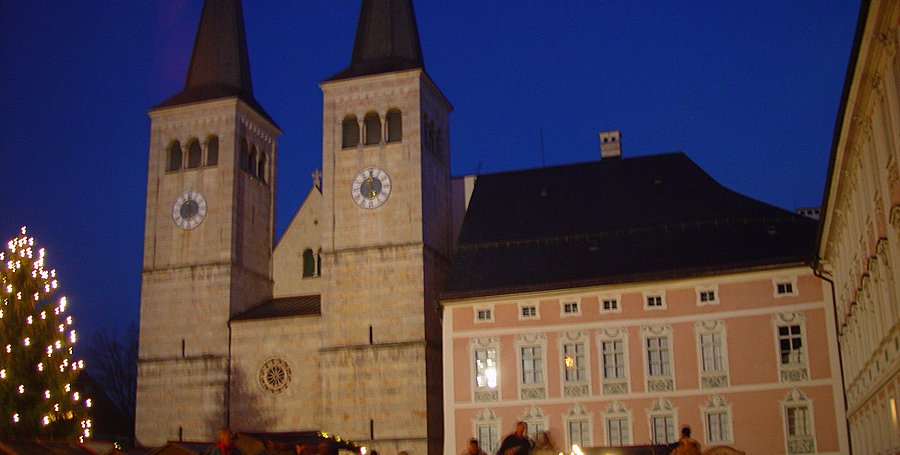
[351, 167, 391, 209]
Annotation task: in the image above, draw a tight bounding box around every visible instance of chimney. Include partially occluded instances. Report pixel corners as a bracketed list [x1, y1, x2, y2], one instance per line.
[599, 130, 622, 160]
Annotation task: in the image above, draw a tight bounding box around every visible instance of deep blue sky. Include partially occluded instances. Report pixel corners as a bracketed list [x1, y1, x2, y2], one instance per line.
[0, 2, 859, 350]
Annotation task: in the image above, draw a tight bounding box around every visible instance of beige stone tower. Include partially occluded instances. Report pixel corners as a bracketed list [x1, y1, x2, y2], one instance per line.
[318, 1, 452, 453]
[135, 0, 279, 447]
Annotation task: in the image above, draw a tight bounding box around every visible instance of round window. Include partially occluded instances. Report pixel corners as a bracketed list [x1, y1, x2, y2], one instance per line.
[258, 357, 291, 394]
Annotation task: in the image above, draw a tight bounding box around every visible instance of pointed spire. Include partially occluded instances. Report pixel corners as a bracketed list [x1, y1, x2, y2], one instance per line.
[156, 0, 275, 125]
[326, 0, 425, 81]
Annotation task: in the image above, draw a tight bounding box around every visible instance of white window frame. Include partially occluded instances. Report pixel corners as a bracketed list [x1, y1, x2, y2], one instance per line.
[471, 337, 500, 402]
[600, 294, 622, 314]
[695, 320, 729, 389]
[561, 298, 582, 317]
[773, 312, 810, 383]
[642, 325, 675, 392]
[597, 327, 630, 395]
[515, 333, 547, 400]
[474, 305, 494, 323]
[472, 408, 501, 455]
[701, 394, 733, 445]
[604, 401, 633, 447]
[647, 398, 678, 445]
[773, 276, 799, 298]
[521, 405, 548, 442]
[563, 404, 593, 451]
[559, 331, 591, 397]
[643, 291, 667, 310]
[781, 389, 817, 454]
[518, 301, 540, 320]
[696, 285, 719, 306]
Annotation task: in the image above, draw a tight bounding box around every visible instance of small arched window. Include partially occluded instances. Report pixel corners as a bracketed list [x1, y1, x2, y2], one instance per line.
[249, 147, 258, 176]
[364, 112, 381, 145]
[302, 249, 315, 277]
[186, 139, 202, 169]
[316, 249, 322, 277]
[342, 116, 359, 149]
[166, 141, 183, 171]
[206, 136, 219, 166]
[386, 109, 402, 142]
[257, 153, 267, 184]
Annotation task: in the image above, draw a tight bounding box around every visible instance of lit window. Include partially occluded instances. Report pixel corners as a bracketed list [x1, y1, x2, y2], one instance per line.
[475, 348, 498, 389]
[563, 343, 586, 382]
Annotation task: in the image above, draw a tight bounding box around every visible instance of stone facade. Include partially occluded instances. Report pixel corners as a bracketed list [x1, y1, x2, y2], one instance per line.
[818, 1, 900, 453]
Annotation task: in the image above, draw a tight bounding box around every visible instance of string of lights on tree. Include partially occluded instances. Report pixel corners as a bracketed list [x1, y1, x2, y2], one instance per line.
[0, 227, 91, 441]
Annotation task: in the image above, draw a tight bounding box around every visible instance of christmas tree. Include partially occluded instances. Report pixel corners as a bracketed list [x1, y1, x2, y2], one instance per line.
[0, 227, 92, 440]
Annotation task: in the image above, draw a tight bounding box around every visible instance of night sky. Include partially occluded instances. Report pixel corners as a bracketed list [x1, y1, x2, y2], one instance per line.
[0, 1, 860, 351]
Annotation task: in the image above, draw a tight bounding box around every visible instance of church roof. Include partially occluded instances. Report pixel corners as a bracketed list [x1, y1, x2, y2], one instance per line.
[231, 295, 321, 321]
[154, 0, 277, 127]
[442, 152, 818, 300]
[325, 0, 425, 82]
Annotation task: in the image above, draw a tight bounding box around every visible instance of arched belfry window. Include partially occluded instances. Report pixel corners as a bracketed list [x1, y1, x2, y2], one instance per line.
[186, 139, 202, 169]
[257, 152, 267, 184]
[302, 249, 315, 278]
[342, 115, 359, 149]
[249, 147, 258, 176]
[364, 112, 381, 145]
[206, 136, 219, 166]
[386, 109, 402, 142]
[166, 141, 183, 171]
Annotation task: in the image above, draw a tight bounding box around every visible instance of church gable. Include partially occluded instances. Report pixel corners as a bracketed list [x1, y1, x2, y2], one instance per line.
[273, 181, 323, 297]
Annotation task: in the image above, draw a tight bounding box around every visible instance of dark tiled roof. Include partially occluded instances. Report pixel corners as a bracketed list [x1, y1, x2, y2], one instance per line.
[155, 0, 277, 127]
[231, 295, 321, 321]
[443, 153, 818, 299]
[325, 0, 424, 82]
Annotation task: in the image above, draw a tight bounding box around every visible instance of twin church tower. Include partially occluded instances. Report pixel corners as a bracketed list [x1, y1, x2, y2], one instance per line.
[137, 1, 452, 453]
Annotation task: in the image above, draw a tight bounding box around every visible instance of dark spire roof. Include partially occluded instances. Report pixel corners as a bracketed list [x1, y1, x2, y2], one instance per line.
[155, 0, 276, 126]
[442, 153, 818, 300]
[325, 0, 425, 82]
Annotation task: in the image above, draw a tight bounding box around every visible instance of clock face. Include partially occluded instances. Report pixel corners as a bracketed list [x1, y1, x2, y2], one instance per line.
[172, 189, 208, 230]
[351, 167, 391, 209]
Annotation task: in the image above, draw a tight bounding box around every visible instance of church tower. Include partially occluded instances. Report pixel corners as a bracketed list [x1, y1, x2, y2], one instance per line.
[318, 1, 452, 454]
[135, 0, 279, 446]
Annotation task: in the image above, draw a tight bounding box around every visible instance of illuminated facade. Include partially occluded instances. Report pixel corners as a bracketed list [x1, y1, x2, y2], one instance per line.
[817, 1, 900, 453]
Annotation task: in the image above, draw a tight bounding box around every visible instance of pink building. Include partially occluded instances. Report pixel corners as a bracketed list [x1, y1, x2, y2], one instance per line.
[441, 149, 849, 455]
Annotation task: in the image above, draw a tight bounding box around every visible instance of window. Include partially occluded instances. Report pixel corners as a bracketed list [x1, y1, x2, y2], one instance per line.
[520, 305, 537, 319]
[521, 346, 543, 384]
[567, 420, 590, 449]
[257, 152, 267, 183]
[342, 116, 359, 148]
[562, 301, 580, 315]
[607, 418, 629, 445]
[702, 395, 732, 444]
[646, 294, 664, 308]
[477, 424, 499, 455]
[777, 282, 794, 295]
[786, 407, 811, 437]
[602, 340, 625, 380]
[475, 348, 498, 389]
[699, 290, 716, 302]
[774, 278, 798, 297]
[563, 342, 586, 382]
[650, 415, 676, 445]
[782, 389, 816, 453]
[186, 139, 202, 169]
[302, 249, 315, 278]
[166, 141, 182, 171]
[206, 136, 219, 166]
[386, 109, 402, 142]
[697, 287, 718, 305]
[700, 332, 724, 372]
[364, 112, 381, 145]
[241, 140, 251, 173]
[779, 325, 803, 365]
[602, 298, 619, 312]
[522, 405, 548, 441]
[475, 308, 493, 323]
[647, 337, 670, 376]
[316, 249, 322, 277]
